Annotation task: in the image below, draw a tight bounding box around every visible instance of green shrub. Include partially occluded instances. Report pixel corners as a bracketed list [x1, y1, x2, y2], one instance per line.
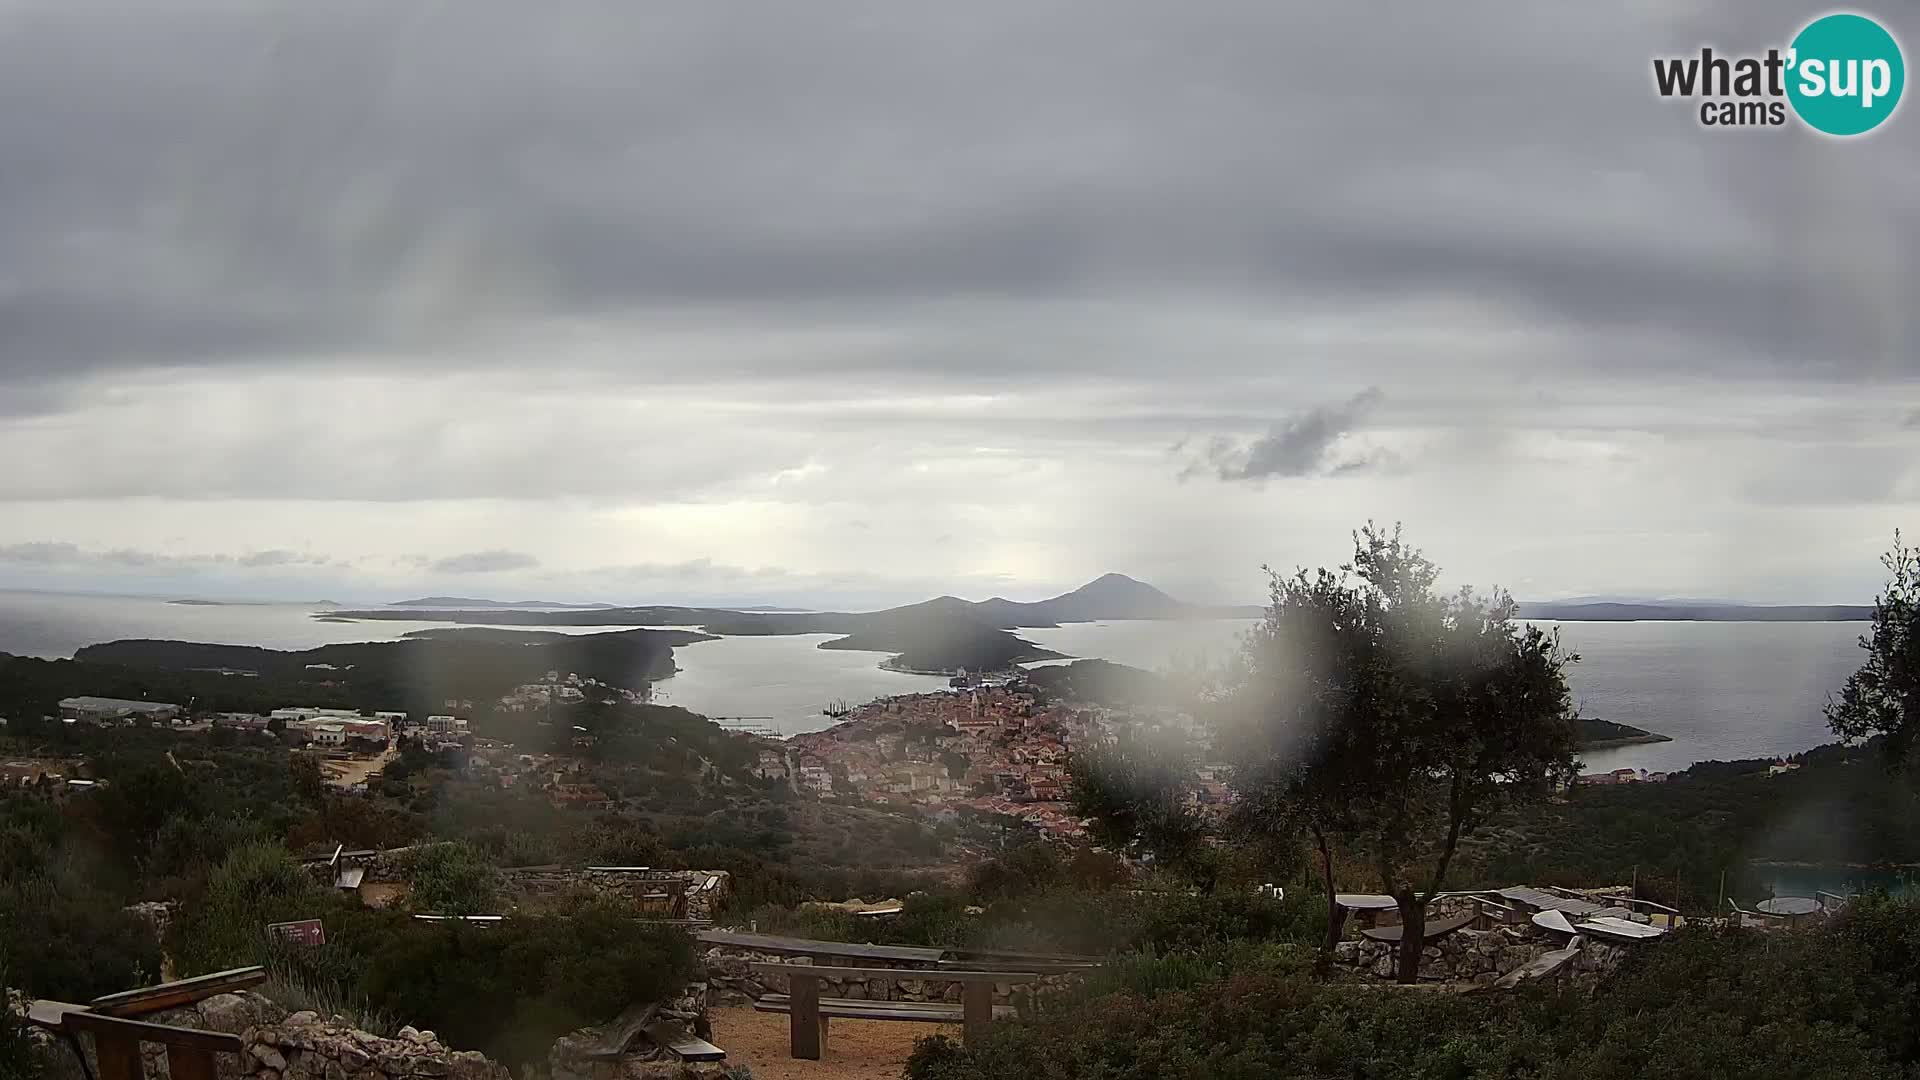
[909, 897, 1920, 1080]
[168, 841, 326, 975]
[405, 841, 501, 914]
[358, 901, 694, 1067]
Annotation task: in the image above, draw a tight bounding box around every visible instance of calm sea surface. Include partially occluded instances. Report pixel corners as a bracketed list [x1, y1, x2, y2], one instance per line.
[0, 591, 1868, 759]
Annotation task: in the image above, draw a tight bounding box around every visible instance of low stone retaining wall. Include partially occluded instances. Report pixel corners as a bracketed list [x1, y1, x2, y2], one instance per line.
[501, 868, 731, 921]
[700, 945, 1075, 1007]
[338, 846, 730, 920]
[135, 993, 508, 1080]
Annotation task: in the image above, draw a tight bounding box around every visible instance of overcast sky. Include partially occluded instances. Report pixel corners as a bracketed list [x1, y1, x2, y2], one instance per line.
[2, 1, 1916, 608]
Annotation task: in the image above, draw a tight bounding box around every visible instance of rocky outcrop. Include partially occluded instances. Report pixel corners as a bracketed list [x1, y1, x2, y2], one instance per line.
[548, 981, 724, 1080]
[136, 992, 510, 1080]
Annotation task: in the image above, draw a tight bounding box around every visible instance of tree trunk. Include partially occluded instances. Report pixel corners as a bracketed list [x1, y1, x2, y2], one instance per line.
[1316, 832, 1344, 970]
[1394, 891, 1426, 984]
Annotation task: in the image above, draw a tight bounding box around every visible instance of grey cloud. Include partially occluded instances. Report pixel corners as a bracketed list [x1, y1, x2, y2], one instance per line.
[0, 542, 330, 569]
[1191, 388, 1385, 483]
[238, 549, 313, 568]
[431, 550, 540, 574]
[0, 0, 1913, 397]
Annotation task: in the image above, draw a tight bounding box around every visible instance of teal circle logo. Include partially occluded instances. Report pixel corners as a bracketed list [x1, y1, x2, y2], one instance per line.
[1787, 13, 1905, 136]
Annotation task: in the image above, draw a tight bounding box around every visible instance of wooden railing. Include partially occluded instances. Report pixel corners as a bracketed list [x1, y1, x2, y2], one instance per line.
[27, 967, 266, 1080]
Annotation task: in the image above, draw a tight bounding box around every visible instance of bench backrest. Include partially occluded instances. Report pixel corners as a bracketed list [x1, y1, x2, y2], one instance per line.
[750, 962, 1040, 983]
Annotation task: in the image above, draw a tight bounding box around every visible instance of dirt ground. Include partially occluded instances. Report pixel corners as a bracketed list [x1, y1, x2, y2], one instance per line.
[706, 1005, 960, 1080]
[320, 745, 395, 789]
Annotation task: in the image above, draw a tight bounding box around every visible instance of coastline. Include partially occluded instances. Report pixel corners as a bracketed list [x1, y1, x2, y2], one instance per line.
[1582, 733, 1675, 750]
[877, 656, 990, 677]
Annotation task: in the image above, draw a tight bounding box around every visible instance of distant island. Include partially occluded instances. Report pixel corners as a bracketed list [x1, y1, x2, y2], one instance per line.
[64, 627, 707, 714]
[389, 596, 618, 609]
[322, 576, 1872, 677]
[343, 574, 1254, 629]
[328, 573, 1229, 675]
[166, 598, 285, 607]
[1577, 717, 1673, 749]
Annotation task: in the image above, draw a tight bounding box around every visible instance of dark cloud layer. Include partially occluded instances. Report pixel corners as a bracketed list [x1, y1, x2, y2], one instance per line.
[0, 1, 1913, 397]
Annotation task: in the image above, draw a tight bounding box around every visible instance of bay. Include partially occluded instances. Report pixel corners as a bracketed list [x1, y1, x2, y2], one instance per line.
[0, 591, 1872, 763]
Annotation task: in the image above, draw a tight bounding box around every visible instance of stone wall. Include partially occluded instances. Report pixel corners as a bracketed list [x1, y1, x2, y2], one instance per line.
[501, 868, 731, 922]
[1332, 924, 1630, 986]
[700, 945, 1075, 1008]
[344, 846, 730, 921]
[132, 992, 509, 1080]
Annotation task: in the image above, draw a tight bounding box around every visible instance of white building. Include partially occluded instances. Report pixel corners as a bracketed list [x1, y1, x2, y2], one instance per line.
[308, 723, 348, 747]
[270, 707, 362, 722]
[59, 697, 182, 724]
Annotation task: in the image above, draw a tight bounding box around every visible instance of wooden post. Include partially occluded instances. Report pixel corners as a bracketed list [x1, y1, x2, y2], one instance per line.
[166, 1046, 219, 1080]
[92, 1032, 142, 1080]
[962, 980, 995, 1046]
[788, 972, 824, 1060]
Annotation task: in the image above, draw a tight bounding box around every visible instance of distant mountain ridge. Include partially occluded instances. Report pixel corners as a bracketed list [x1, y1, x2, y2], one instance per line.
[1515, 601, 1870, 622]
[969, 572, 1258, 626]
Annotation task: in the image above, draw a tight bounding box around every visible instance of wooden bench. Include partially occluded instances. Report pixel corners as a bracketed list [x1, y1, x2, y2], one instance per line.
[749, 963, 1038, 1059]
[29, 967, 268, 1080]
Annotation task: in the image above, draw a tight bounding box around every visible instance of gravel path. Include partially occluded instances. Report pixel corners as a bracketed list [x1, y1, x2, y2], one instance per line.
[706, 1004, 960, 1080]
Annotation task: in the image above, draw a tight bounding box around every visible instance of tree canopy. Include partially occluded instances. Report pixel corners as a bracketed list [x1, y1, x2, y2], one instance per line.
[1220, 524, 1581, 981]
[1068, 724, 1208, 876]
[1828, 531, 1920, 762]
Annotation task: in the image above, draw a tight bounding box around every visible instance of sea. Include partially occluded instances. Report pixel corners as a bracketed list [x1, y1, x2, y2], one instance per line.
[0, 590, 1869, 771]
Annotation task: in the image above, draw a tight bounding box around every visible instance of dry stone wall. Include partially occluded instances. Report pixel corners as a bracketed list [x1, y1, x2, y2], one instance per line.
[501, 868, 731, 921]
[345, 846, 730, 920]
[700, 944, 1074, 1007]
[1332, 924, 1631, 985]
[133, 992, 510, 1080]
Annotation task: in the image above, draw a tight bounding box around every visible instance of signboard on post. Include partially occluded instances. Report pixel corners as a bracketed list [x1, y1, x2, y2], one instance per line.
[266, 919, 326, 947]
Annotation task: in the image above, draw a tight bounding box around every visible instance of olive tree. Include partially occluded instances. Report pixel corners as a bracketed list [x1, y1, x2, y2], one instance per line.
[1221, 524, 1580, 982]
[1828, 532, 1920, 763]
[1067, 726, 1210, 880]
